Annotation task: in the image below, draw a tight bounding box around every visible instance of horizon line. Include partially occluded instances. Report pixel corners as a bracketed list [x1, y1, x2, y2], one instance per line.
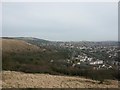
[1, 36, 118, 42]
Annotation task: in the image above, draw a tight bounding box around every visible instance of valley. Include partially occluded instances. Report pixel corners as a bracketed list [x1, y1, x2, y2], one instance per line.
[1, 37, 119, 88]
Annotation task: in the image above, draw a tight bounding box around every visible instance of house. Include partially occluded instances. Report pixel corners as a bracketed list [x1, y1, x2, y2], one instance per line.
[87, 58, 93, 61]
[77, 62, 81, 65]
[90, 60, 103, 65]
[50, 60, 54, 63]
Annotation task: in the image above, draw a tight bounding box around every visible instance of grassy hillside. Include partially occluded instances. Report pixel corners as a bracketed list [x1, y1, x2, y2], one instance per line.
[2, 38, 70, 74]
[2, 39, 41, 53]
[2, 71, 118, 88]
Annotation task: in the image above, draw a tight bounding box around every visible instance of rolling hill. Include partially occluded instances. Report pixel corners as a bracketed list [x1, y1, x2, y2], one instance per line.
[2, 38, 69, 73]
[2, 38, 41, 53]
[2, 37, 51, 47]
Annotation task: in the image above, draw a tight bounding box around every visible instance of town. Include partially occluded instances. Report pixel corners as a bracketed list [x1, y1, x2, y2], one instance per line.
[8, 37, 119, 71]
[39, 41, 119, 70]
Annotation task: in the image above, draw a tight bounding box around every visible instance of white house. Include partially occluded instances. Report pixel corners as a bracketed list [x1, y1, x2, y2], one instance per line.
[90, 60, 103, 65]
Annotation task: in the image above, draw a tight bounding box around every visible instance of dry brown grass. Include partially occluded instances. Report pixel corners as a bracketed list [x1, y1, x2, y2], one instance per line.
[1, 39, 40, 53]
[2, 71, 118, 88]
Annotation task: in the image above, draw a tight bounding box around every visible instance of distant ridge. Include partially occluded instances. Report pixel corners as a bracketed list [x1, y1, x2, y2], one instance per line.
[2, 37, 118, 42]
[1, 37, 118, 47]
[15, 37, 50, 42]
[2, 37, 50, 42]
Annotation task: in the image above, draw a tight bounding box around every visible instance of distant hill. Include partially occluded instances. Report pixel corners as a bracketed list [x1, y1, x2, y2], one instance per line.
[16, 37, 51, 46]
[2, 37, 52, 48]
[2, 37, 118, 47]
[2, 38, 69, 73]
[2, 38, 41, 53]
[15, 37, 50, 43]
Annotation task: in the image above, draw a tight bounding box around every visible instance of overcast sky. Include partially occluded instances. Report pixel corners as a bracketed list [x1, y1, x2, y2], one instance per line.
[2, 2, 118, 41]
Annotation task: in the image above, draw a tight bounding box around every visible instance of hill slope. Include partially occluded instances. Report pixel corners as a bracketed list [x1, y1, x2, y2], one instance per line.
[2, 71, 118, 88]
[2, 39, 41, 53]
[2, 38, 68, 73]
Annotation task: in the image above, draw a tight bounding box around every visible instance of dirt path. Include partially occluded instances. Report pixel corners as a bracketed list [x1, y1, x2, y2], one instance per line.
[2, 71, 118, 88]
